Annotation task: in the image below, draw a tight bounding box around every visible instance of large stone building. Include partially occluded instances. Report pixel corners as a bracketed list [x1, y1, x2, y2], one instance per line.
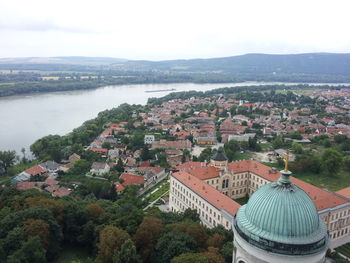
[169, 152, 350, 249]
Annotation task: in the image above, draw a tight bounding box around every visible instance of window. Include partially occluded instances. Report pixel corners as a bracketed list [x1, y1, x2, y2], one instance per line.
[222, 179, 229, 189]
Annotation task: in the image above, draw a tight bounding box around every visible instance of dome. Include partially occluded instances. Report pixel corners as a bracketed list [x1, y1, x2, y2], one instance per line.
[234, 170, 328, 256]
[211, 149, 228, 161]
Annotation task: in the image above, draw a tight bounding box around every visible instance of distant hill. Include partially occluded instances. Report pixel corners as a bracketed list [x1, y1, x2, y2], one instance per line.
[1, 53, 350, 76]
[115, 53, 350, 75]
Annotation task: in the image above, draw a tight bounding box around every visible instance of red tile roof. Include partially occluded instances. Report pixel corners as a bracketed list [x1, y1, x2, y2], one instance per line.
[176, 162, 204, 171]
[52, 187, 71, 197]
[173, 171, 241, 217]
[135, 166, 164, 175]
[45, 185, 71, 197]
[89, 148, 108, 154]
[25, 165, 47, 176]
[15, 182, 45, 190]
[120, 173, 145, 187]
[44, 177, 58, 185]
[337, 186, 350, 199]
[186, 166, 221, 180]
[114, 182, 125, 193]
[229, 160, 349, 211]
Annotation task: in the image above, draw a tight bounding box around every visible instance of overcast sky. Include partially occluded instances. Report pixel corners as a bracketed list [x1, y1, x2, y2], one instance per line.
[1, 0, 350, 60]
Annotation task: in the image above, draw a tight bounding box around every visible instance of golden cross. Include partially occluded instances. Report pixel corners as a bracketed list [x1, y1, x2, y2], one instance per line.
[281, 151, 292, 171]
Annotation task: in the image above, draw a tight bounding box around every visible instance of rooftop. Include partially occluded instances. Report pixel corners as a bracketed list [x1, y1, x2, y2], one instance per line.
[172, 171, 241, 217]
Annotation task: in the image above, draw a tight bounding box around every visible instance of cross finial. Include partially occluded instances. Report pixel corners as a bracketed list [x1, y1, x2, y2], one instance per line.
[282, 150, 292, 172]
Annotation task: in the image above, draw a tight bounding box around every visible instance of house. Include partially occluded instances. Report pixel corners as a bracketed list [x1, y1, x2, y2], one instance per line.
[108, 149, 119, 160]
[197, 136, 217, 145]
[89, 148, 108, 156]
[151, 139, 192, 150]
[15, 176, 58, 191]
[120, 173, 145, 187]
[90, 162, 110, 176]
[134, 166, 166, 187]
[69, 153, 81, 164]
[144, 135, 155, 144]
[114, 182, 125, 195]
[12, 165, 47, 183]
[45, 185, 71, 197]
[228, 133, 256, 142]
[40, 161, 60, 173]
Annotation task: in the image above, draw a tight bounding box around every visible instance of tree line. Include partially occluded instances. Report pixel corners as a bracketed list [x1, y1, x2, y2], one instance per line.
[0, 185, 233, 263]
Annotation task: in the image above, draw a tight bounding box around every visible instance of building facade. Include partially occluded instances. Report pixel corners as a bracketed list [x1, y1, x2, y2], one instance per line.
[170, 157, 350, 249]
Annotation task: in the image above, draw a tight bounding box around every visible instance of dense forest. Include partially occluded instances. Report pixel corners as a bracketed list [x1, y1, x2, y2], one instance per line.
[0, 185, 233, 263]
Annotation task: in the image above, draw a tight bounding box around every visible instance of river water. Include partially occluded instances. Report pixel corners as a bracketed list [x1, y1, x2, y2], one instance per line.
[0, 82, 348, 154]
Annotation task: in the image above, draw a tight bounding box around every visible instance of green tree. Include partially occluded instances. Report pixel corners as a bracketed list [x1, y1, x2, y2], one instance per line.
[102, 142, 112, 150]
[69, 159, 90, 175]
[116, 158, 124, 173]
[113, 239, 141, 263]
[220, 242, 233, 263]
[171, 253, 208, 263]
[7, 236, 46, 263]
[343, 156, 350, 171]
[98, 226, 130, 263]
[154, 232, 197, 263]
[198, 148, 213, 162]
[0, 150, 17, 175]
[224, 141, 239, 162]
[321, 149, 343, 175]
[272, 136, 284, 149]
[63, 202, 89, 244]
[23, 219, 50, 249]
[291, 142, 303, 154]
[141, 146, 151, 161]
[133, 217, 163, 262]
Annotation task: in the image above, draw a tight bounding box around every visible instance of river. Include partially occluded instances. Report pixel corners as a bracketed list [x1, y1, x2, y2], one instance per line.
[0, 82, 348, 155]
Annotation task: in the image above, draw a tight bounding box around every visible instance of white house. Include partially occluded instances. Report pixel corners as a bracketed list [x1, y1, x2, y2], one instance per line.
[144, 135, 155, 145]
[90, 162, 110, 176]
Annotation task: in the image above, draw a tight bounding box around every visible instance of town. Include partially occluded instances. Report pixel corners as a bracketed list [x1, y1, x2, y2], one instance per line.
[1, 84, 350, 262]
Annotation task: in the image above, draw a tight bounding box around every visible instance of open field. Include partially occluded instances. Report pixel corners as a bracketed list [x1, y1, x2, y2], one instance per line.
[293, 171, 350, 192]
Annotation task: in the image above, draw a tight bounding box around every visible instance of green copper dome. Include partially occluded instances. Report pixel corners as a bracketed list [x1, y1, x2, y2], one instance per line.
[234, 170, 328, 255]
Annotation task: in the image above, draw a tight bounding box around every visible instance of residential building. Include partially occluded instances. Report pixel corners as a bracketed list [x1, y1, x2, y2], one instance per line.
[144, 135, 155, 144]
[90, 162, 110, 176]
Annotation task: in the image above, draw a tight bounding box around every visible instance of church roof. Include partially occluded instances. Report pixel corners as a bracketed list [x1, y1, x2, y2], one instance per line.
[211, 150, 228, 161]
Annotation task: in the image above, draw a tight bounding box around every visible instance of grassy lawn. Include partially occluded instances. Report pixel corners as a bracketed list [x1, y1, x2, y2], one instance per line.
[141, 177, 168, 197]
[58, 174, 94, 184]
[260, 143, 273, 152]
[260, 162, 349, 192]
[148, 182, 170, 203]
[52, 245, 89, 263]
[293, 171, 350, 192]
[336, 243, 350, 258]
[234, 151, 252, 160]
[235, 195, 249, 205]
[0, 175, 12, 184]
